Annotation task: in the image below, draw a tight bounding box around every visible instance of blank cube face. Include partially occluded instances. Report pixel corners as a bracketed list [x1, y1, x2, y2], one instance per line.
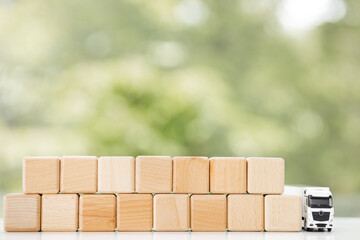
[117, 194, 152, 231]
[153, 194, 189, 231]
[228, 194, 264, 231]
[247, 157, 284, 194]
[191, 195, 226, 232]
[136, 156, 172, 193]
[41, 194, 78, 231]
[265, 195, 302, 232]
[173, 157, 209, 193]
[79, 195, 116, 231]
[210, 157, 246, 194]
[61, 156, 97, 193]
[4, 194, 41, 232]
[98, 156, 135, 193]
[23, 157, 60, 193]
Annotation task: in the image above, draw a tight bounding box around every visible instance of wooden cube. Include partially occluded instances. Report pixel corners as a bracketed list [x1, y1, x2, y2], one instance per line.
[228, 194, 264, 231]
[265, 195, 302, 232]
[247, 157, 284, 194]
[23, 156, 60, 193]
[136, 156, 172, 193]
[61, 156, 97, 193]
[41, 194, 78, 231]
[98, 156, 135, 193]
[173, 157, 209, 193]
[153, 194, 190, 231]
[210, 157, 246, 194]
[79, 194, 116, 231]
[117, 194, 152, 231]
[191, 195, 226, 232]
[4, 194, 41, 232]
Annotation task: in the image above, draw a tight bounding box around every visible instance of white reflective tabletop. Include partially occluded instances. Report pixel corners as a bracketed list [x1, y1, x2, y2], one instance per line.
[1, 218, 359, 240]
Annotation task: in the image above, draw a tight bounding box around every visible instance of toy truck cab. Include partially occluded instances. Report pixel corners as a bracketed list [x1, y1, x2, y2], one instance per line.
[303, 187, 334, 231]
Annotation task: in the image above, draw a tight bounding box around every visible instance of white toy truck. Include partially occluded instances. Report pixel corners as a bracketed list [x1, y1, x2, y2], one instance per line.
[285, 186, 334, 231]
[302, 187, 334, 231]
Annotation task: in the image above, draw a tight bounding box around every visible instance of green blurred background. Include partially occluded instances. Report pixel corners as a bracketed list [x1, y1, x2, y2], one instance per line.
[0, 0, 359, 217]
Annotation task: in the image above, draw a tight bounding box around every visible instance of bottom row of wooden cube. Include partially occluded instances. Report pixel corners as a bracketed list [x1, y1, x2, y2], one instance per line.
[4, 193, 302, 232]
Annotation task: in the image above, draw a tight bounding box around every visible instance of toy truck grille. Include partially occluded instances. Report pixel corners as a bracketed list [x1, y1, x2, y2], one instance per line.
[312, 212, 330, 221]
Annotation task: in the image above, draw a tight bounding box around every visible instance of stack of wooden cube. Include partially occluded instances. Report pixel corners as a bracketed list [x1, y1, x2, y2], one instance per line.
[3, 156, 302, 232]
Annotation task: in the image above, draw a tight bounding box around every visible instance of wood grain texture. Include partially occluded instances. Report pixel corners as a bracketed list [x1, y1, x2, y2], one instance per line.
[117, 194, 152, 231]
[60, 156, 97, 193]
[210, 157, 246, 194]
[41, 194, 78, 231]
[4, 194, 41, 232]
[247, 157, 284, 194]
[173, 157, 209, 193]
[98, 156, 135, 193]
[23, 156, 60, 193]
[153, 194, 189, 231]
[135, 156, 172, 193]
[265, 195, 302, 232]
[191, 194, 226, 232]
[79, 194, 116, 232]
[228, 194, 264, 231]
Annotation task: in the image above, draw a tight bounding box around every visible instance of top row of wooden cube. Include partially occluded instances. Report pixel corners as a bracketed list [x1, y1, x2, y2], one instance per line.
[23, 156, 284, 194]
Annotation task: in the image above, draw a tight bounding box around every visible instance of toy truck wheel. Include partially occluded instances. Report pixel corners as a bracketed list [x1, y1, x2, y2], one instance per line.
[328, 228, 332, 232]
[304, 220, 312, 231]
[304, 225, 312, 231]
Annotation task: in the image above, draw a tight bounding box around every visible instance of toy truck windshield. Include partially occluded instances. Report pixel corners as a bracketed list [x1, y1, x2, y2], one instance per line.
[308, 196, 333, 208]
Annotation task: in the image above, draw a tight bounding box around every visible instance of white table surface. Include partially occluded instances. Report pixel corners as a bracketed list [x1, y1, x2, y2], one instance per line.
[1, 217, 359, 240]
